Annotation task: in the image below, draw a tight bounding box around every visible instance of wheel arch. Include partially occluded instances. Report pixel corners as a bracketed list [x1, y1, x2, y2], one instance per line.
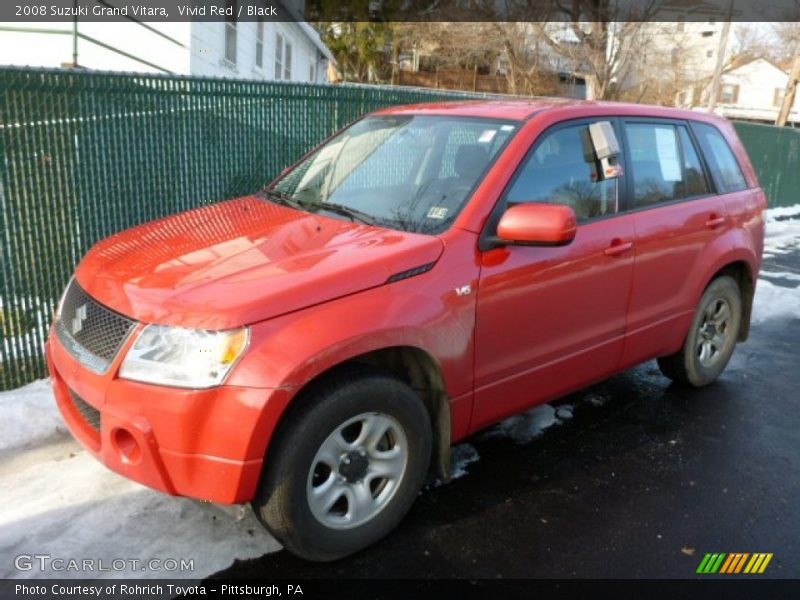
[700, 257, 756, 342]
[258, 345, 453, 485]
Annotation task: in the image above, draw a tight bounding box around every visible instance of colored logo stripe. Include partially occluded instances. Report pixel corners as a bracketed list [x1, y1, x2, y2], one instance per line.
[697, 553, 726, 573]
[719, 553, 749, 573]
[697, 552, 773, 574]
[744, 553, 773, 574]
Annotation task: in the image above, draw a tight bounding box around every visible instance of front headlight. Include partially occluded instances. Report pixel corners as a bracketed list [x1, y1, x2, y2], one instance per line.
[119, 325, 249, 389]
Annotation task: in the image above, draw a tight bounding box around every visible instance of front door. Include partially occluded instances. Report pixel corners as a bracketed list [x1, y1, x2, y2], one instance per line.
[472, 119, 635, 431]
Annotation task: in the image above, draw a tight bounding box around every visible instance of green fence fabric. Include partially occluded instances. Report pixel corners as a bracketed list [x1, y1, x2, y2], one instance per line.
[1, 67, 797, 390]
[733, 121, 800, 209]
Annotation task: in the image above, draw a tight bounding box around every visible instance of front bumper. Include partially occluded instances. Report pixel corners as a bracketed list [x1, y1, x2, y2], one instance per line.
[46, 327, 273, 504]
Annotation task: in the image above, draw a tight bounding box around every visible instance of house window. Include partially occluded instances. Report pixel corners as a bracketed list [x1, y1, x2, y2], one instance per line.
[255, 18, 264, 69]
[275, 32, 283, 79]
[309, 60, 316, 82]
[774, 87, 785, 107]
[224, 0, 237, 64]
[706, 50, 713, 58]
[720, 84, 739, 104]
[274, 33, 292, 80]
[284, 41, 293, 80]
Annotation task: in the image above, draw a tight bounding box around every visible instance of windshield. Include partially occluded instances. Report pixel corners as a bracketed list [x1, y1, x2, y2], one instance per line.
[264, 115, 520, 234]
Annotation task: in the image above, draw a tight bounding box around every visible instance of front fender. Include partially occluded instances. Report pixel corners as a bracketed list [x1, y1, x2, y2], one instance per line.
[226, 230, 481, 464]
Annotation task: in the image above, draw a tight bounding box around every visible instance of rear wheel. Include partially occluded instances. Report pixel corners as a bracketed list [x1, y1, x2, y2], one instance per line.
[658, 275, 742, 387]
[252, 370, 432, 561]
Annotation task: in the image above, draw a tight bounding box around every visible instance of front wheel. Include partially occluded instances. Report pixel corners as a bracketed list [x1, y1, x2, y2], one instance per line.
[252, 370, 432, 561]
[658, 275, 742, 387]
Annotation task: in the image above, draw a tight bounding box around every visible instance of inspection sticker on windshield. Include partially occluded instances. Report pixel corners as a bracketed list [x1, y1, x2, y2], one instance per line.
[478, 129, 497, 143]
[427, 206, 449, 219]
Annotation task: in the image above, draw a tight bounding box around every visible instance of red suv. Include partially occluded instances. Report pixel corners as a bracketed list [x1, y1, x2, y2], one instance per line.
[46, 100, 765, 561]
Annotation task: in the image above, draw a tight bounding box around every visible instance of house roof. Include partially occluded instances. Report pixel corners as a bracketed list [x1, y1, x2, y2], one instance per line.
[278, 2, 334, 62]
[297, 21, 335, 63]
[724, 56, 787, 76]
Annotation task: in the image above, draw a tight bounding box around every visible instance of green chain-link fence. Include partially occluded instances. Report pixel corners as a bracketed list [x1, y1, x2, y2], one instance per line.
[1, 66, 797, 390]
[732, 121, 800, 209]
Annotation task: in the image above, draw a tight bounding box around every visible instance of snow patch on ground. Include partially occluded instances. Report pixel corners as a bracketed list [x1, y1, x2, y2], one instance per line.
[584, 393, 608, 407]
[752, 279, 800, 324]
[0, 382, 280, 579]
[0, 380, 67, 454]
[763, 208, 800, 258]
[753, 214, 800, 324]
[449, 444, 479, 480]
[765, 204, 800, 222]
[481, 404, 571, 445]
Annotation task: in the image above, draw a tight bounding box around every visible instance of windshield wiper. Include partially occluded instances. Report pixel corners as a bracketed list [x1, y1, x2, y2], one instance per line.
[316, 202, 378, 226]
[261, 189, 304, 211]
[263, 189, 378, 226]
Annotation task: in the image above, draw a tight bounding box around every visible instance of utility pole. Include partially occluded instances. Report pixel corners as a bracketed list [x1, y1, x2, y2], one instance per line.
[71, 0, 78, 67]
[707, 12, 733, 112]
[776, 56, 800, 127]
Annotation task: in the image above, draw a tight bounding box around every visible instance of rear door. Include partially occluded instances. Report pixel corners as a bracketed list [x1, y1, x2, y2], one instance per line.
[620, 119, 728, 366]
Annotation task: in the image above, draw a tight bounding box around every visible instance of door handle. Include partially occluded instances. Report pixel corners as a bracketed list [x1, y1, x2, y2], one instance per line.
[705, 214, 726, 228]
[604, 240, 634, 257]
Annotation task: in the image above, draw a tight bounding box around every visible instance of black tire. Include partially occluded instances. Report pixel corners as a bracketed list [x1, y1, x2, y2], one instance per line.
[657, 275, 742, 387]
[252, 369, 432, 562]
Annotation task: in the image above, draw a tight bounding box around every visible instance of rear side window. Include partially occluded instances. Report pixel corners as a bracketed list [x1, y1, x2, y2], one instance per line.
[625, 122, 710, 208]
[505, 124, 618, 222]
[692, 122, 748, 193]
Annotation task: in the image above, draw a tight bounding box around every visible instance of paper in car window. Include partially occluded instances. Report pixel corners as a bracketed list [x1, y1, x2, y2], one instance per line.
[478, 129, 497, 143]
[655, 127, 682, 182]
[427, 206, 448, 219]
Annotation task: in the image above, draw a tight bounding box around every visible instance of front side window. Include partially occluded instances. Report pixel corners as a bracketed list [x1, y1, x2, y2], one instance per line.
[505, 124, 618, 222]
[692, 122, 748, 193]
[625, 122, 710, 208]
[267, 115, 519, 234]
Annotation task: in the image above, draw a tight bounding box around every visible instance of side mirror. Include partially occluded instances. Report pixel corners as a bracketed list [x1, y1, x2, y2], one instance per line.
[493, 203, 577, 247]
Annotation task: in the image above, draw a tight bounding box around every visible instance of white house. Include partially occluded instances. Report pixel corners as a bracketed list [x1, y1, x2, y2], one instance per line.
[621, 20, 736, 97]
[0, 2, 333, 82]
[680, 58, 800, 125]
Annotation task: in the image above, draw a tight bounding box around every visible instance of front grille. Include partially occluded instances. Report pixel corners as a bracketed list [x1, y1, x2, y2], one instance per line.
[68, 388, 101, 432]
[55, 279, 136, 373]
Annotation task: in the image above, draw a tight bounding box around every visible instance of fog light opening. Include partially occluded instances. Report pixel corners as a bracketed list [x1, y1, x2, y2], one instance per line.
[112, 428, 142, 465]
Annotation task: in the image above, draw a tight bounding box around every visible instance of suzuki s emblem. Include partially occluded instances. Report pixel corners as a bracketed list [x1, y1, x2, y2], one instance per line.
[71, 304, 88, 335]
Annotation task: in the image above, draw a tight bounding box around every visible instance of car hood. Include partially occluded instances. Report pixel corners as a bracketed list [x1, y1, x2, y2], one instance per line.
[75, 196, 444, 329]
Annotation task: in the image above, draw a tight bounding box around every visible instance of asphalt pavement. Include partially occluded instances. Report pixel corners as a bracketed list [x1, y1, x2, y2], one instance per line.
[213, 248, 800, 580]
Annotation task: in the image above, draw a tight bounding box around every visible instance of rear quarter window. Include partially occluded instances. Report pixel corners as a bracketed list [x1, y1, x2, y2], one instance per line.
[691, 122, 748, 193]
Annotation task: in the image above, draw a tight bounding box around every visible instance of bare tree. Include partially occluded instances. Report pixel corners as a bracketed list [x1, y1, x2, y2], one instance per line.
[391, 22, 560, 96]
[527, 1, 654, 100]
[490, 23, 561, 95]
[773, 22, 800, 61]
